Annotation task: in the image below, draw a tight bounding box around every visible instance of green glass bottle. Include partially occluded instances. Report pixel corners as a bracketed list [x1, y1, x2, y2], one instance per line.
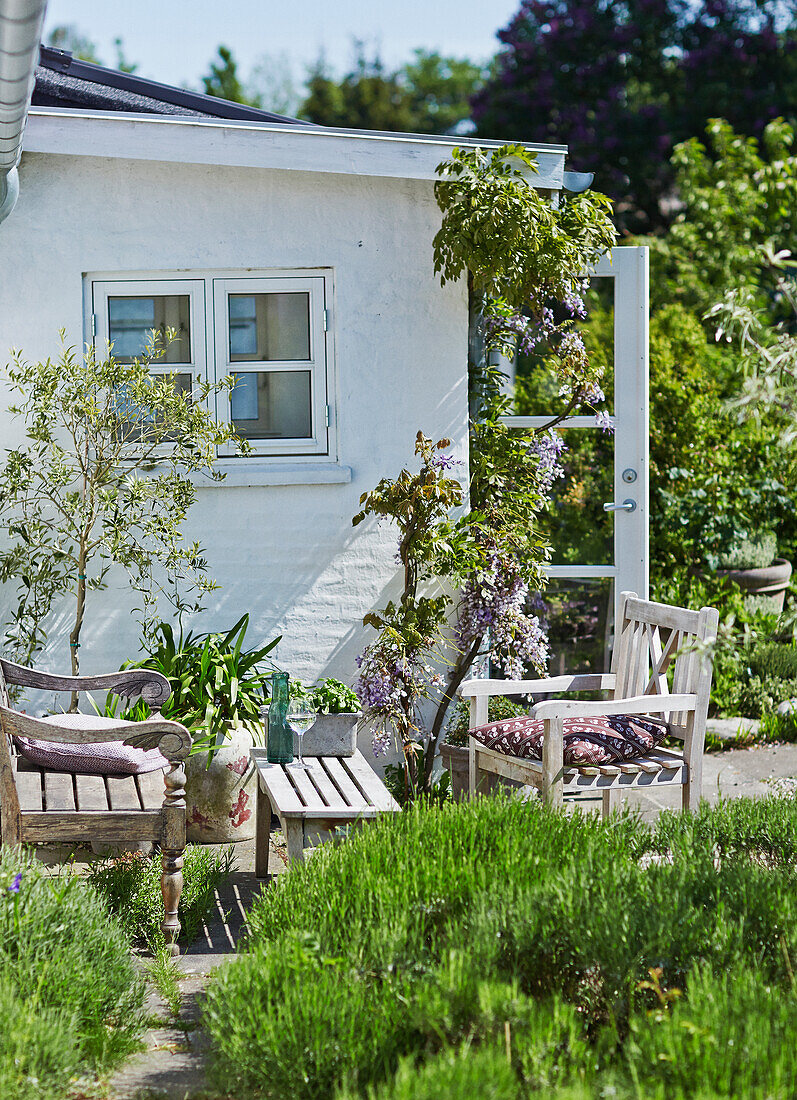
[266, 671, 293, 764]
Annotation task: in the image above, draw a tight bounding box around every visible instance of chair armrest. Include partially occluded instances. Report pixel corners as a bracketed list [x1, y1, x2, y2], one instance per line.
[458, 674, 616, 699]
[0, 706, 191, 762]
[531, 693, 697, 720]
[0, 660, 170, 709]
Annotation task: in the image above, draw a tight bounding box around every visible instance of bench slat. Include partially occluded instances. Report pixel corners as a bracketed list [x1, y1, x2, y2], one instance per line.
[322, 756, 365, 807]
[304, 758, 348, 810]
[342, 752, 400, 810]
[16, 768, 42, 811]
[286, 762, 326, 810]
[75, 773, 108, 811]
[107, 775, 141, 811]
[256, 759, 306, 815]
[136, 769, 165, 811]
[45, 772, 75, 811]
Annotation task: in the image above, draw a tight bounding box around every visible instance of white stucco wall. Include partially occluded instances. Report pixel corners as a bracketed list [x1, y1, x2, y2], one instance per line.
[0, 150, 469, 720]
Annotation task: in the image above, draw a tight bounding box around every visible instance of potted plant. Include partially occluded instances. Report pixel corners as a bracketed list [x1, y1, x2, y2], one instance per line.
[122, 615, 280, 843]
[289, 678, 361, 756]
[716, 531, 792, 614]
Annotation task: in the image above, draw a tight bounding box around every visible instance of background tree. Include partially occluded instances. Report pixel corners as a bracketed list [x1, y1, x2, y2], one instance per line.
[301, 45, 486, 134]
[45, 24, 137, 72]
[0, 336, 242, 705]
[473, 0, 797, 233]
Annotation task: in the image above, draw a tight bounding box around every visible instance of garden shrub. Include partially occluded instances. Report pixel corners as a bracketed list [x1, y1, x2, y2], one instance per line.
[445, 695, 527, 746]
[0, 847, 144, 1099]
[86, 844, 234, 951]
[334, 1044, 522, 1100]
[622, 963, 797, 1098]
[204, 795, 797, 1099]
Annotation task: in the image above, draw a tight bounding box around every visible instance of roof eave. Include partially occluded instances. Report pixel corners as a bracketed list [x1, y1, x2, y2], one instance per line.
[22, 107, 568, 189]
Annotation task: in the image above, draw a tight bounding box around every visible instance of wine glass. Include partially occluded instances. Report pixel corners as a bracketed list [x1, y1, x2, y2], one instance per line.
[286, 698, 315, 769]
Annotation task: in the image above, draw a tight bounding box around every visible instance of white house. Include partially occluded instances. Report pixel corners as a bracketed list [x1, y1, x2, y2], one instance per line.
[0, 37, 572, 696]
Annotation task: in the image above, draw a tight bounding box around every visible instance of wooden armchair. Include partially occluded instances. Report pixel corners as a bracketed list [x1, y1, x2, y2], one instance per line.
[0, 658, 190, 954]
[460, 593, 719, 817]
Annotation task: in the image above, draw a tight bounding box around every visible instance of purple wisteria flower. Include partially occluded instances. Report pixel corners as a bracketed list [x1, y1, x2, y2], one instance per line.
[595, 410, 615, 434]
[528, 430, 566, 495]
[429, 453, 464, 471]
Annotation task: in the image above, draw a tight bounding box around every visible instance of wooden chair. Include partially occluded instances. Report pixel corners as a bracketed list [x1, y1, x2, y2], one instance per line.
[0, 658, 190, 954]
[460, 592, 719, 817]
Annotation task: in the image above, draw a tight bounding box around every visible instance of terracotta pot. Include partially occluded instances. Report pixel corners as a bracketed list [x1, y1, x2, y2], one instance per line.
[184, 723, 258, 843]
[718, 557, 793, 613]
[439, 742, 469, 802]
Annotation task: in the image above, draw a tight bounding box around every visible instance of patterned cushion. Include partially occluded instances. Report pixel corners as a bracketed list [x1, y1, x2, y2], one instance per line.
[471, 712, 669, 767]
[14, 713, 169, 776]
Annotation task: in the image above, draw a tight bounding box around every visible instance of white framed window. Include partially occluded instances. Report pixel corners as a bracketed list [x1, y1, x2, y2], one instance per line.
[88, 270, 332, 459]
[213, 276, 328, 456]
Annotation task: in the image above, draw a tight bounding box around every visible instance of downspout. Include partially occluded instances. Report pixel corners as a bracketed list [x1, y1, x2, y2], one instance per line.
[0, 0, 48, 226]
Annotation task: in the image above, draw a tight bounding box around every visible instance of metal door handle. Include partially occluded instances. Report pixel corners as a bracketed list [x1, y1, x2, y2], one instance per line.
[603, 499, 636, 512]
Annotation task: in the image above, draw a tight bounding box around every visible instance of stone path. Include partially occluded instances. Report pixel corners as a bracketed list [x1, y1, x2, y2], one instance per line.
[89, 743, 797, 1098]
[107, 837, 283, 1100]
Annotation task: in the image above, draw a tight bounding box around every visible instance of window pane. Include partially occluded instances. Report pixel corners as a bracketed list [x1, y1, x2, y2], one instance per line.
[228, 293, 310, 361]
[230, 371, 312, 439]
[108, 295, 191, 364]
[113, 372, 193, 442]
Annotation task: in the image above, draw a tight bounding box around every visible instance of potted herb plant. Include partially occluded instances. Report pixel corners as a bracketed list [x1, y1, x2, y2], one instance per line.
[126, 615, 280, 842]
[289, 677, 361, 756]
[717, 531, 792, 614]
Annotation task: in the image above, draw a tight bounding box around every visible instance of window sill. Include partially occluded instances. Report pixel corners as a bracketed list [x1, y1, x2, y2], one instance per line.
[196, 461, 352, 487]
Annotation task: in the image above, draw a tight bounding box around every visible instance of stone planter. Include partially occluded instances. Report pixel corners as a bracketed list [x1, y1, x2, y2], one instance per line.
[440, 742, 469, 802]
[299, 712, 360, 756]
[185, 723, 258, 843]
[718, 557, 793, 613]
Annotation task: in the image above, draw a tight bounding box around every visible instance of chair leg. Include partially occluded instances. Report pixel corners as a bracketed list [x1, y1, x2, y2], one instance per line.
[160, 761, 186, 956]
[682, 777, 700, 814]
[602, 788, 621, 818]
[160, 848, 184, 955]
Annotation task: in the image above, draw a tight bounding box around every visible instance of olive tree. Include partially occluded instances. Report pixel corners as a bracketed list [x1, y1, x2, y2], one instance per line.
[0, 334, 243, 702]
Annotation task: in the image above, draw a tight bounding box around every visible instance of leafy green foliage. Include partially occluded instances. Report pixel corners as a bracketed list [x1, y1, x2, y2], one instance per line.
[204, 795, 797, 1099]
[119, 614, 280, 756]
[433, 144, 615, 311]
[650, 118, 797, 319]
[86, 844, 234, 951]
[291, 677, 360, 714]
[445, 695, 527, 747]
[0, 848, 144, 1098]
[0, 335, 242, 682]
[301, 47, 486, 135]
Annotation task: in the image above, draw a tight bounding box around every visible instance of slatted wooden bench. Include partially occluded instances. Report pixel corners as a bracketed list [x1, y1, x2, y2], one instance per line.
[0, 659, 190, 953]
[13, 760, 169, 842]
[251, 747, 400, 872]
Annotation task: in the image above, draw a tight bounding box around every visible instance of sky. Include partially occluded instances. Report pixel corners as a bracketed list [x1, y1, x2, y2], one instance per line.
[41, 1, 520, 90]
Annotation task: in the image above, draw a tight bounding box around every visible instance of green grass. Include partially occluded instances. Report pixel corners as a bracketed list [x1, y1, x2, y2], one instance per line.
[86, 843, 235, 951]
[0, 847, 145, 1100]
[203, 794, 797, 1100]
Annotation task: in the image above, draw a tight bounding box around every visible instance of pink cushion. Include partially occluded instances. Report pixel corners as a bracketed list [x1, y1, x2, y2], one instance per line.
[14, 713, 169, 776]
[471, 712, 669, 767]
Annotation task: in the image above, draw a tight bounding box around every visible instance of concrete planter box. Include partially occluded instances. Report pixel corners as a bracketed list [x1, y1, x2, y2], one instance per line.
[718, 557, 792, 613]
[299, 712, 360, 757]
[440, 742, 469, 802]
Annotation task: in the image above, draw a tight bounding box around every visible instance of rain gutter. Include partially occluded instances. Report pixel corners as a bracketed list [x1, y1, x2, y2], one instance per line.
[0, 0, 47, 225]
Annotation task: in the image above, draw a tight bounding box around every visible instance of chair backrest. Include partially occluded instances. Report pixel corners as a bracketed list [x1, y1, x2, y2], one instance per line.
[611, 591, 719, 742]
